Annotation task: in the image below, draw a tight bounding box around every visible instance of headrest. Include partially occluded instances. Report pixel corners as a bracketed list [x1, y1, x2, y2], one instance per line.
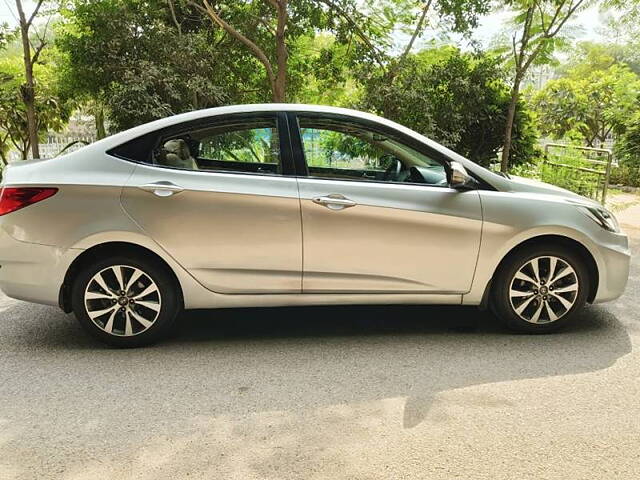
[163, 139, 191, 160]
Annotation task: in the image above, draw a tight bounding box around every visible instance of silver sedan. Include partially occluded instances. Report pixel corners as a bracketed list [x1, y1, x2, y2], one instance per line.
[0, 104, 630, 346]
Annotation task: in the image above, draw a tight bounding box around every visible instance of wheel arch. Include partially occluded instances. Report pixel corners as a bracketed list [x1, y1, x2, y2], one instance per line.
[479, 234, 599, 309]
[59, 241, 184, 313]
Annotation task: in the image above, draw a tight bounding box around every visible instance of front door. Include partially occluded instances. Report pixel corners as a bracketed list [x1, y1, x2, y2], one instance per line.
[291, 113, 483, 294]
[120, 113, 302, 294]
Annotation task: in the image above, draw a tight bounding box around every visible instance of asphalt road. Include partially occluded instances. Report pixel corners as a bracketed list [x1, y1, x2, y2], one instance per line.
[1, 209, 640, 480]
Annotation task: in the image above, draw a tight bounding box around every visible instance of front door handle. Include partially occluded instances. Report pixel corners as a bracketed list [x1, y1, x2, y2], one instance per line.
[312, 194, 357, 210]
[138, 181, 184, 197]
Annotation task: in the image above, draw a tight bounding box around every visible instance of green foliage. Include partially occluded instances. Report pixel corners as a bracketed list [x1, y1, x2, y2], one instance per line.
[609, 165, 640, 187]
[531, 63, 640, 147]
[199, 127, 279, 164]
[558, 41, 637, 76]
[615, 113, 640, 168]
[540, 146, 605, 200]
[0, 51, 70, 161]
[514, 145, 614, 201]
[359, 47, 539, 167]
[292, 34, 360, 106]
[301, 127, 383, 168]
[57, 0, 270, 132]
[56, 0, 496, 132]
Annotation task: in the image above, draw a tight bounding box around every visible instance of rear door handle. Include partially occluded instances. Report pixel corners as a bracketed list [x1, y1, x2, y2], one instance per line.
[312, 194, 357, 210]
[138, 182, 184, 197]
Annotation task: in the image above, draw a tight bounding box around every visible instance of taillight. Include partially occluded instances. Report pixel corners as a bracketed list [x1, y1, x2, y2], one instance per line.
[0, 187, 58, 216]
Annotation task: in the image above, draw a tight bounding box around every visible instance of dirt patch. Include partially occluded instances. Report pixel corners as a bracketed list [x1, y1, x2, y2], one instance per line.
[606, 191, 640, 213]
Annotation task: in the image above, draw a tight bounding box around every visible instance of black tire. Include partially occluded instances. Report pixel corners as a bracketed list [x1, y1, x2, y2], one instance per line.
[71, 255, 181, 347]
[491, 243, 590, 333]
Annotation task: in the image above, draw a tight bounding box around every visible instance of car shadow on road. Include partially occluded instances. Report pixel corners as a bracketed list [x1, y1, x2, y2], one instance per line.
[175, 304, 632, 426]
[1, 301, 632, 429]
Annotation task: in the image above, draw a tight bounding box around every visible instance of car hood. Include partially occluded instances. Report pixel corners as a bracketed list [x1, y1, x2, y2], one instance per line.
[505, 175, 599, 206]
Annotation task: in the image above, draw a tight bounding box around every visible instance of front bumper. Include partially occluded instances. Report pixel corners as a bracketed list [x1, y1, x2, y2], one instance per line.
[0, 228, 81, 306]
[592, 231, 631, 303]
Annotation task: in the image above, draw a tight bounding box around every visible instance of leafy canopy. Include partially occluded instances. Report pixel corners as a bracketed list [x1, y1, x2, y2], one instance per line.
[531, 54, 640, 147]
[359, 46, 539, 167]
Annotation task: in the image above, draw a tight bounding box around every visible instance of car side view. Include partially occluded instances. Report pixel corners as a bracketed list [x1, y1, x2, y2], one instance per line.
[0, 104, 631, 347]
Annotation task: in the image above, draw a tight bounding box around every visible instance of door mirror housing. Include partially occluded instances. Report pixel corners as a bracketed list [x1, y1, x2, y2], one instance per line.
[449, 161, 477, 190]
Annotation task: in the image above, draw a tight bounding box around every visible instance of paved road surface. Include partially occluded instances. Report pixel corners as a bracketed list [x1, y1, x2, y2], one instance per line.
[1, 208, 639, 480]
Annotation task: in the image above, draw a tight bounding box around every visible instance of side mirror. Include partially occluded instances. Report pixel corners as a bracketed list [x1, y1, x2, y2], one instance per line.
[449, 161, 477, 190]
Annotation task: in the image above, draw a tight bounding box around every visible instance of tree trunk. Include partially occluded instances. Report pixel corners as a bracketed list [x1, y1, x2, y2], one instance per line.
[272, 0, 288, 103]
[95, 104, 107, 140]
[18, 38, 40, 159]
[500, 80, 521, 173]
[16, 1, 40, 159]
[272, 77, 286, 102]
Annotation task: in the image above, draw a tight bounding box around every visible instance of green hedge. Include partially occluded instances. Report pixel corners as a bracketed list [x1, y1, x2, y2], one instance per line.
[609, 164, 640, 187]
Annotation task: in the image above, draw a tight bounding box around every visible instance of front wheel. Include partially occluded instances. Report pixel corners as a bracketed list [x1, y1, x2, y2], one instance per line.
[491, 244, 590, 333]
[71, 255, 181, 347]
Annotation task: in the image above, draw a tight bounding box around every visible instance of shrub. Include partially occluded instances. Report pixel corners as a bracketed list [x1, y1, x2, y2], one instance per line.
[358, 47, 539, 168]
[615, 113, 640, 169]
[609, 165, 640, 187]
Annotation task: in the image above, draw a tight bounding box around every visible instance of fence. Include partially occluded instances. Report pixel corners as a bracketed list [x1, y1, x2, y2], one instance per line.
[542, 143, 616, 204]
[6, 136, 96, 162]
[39, 136, 96, 158]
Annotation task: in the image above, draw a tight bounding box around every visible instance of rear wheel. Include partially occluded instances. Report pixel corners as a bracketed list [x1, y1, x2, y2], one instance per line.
[491, 244, 590, 333]
[71, 255, 180, 347]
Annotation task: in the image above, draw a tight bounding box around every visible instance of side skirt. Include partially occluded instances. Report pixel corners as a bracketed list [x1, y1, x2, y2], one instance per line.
[185, 293, 464, 310]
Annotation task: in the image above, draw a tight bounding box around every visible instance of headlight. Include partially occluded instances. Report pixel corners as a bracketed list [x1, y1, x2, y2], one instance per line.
[578, 206, 620, 233]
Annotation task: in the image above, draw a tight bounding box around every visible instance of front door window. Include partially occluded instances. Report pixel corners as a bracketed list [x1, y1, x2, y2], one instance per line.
[297, 116, 448, 186]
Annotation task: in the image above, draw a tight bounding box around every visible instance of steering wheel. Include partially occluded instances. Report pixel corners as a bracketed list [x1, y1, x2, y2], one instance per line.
[382, 156, 402, 181]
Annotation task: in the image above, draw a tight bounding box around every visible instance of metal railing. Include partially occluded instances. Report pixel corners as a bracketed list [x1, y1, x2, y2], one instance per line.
[543, 143, 616, 204]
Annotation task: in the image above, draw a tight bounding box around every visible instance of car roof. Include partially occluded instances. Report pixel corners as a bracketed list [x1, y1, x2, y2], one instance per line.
[76, 103, 508, 191]
[93, 104, 399, 149]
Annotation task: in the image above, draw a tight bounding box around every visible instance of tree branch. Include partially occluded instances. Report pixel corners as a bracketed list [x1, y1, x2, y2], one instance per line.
[194, 0, 276, 85]
[537, 1, 547, 33]
[167, 0, 182, 35]
[317, 0, 386, 68]
[520, 0, 585, 75]
[269, 0, 288, 101]
[547, 0, 585, 38]
[30, 12, 51, 64]
[399, 0, 432, 62]
[515, 6, 535, 71]
[31, 39, 46, 65]
[25, 0, 44, 27]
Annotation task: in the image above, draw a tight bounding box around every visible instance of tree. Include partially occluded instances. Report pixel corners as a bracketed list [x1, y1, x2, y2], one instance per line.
[0, 53, 69, 162]
[188, 0, 291, 102]
[337, 0, 491, 118]
[185, 0, 491, 104]
[15, 0, 52, 159]
[499, 0, 591, 172]
[185, 0, 379, 103]
[531, 64, 640, 147]
[58, 0, 266, 132]
[615, 113, 640, 168]
[360, 46, 539, 167]
[558, 41, 640, 76]
[604, 0, 640, 41]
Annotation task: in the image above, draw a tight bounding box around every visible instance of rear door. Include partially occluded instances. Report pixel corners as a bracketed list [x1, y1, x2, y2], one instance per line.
[118, 113, 303, 294]
[290, 113, 483, 294]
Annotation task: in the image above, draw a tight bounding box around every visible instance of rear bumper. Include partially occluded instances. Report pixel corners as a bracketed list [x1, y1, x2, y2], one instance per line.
[0, 228, 81, 306]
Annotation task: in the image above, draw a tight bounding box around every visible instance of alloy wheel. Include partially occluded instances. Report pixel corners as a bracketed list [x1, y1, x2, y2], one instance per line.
[508, 256, 579, 324]
[84, 265, 162, 336]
